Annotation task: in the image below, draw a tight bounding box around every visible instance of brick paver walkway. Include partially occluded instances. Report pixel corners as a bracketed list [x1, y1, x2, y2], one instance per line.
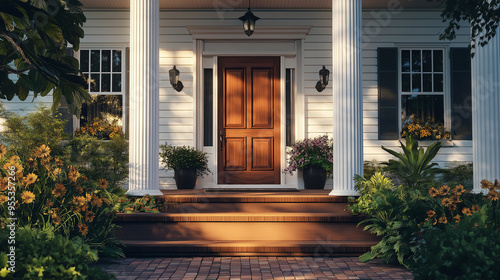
[100, 257, 414, 280]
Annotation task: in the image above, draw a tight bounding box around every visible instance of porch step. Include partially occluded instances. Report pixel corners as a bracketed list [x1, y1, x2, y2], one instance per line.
[115, 190, 377, 257]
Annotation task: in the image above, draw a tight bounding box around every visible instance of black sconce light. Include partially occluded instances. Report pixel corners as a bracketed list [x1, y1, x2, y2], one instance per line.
[169, 65, 183, 92]
[238, 0, 260, 36]
[315, 65, 330, 92]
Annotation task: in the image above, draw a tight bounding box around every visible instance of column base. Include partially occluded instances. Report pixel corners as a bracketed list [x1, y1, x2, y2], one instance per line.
[329, 189, 359, 196]
[125, 189, 164, 196]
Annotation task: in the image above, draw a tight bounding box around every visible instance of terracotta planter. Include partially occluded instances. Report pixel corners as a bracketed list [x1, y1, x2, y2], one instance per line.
[303, 165, 327, 189]
[174, 168, 197, 189]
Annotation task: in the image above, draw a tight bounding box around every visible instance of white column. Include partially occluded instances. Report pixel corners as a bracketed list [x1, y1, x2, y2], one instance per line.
[330, 0, 363, 196]
[472, 30, 500, 193]
[127, 0, 163, 196]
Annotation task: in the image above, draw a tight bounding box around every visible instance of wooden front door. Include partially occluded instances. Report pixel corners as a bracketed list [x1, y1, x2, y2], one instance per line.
[218, 57, 281, 184]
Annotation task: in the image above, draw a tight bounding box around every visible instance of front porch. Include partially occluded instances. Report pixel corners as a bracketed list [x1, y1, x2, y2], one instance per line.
[114, 190, 379, 257]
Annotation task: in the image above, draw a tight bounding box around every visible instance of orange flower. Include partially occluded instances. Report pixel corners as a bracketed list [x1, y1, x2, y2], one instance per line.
[427, 210, 436, 217]
[52, 213, 61, 225]
[453, 215, 461, 223]
[450, 195, 461, 204]
[462, 207, 472, 216]
[91, 195, 103, 207]
[494, 180, 500, 190]
[55, 158, 64, 166]
[85, 212, 95, 223]
[428, 187, 439, 197]
[21, 191, 35, 204]
[0, 195, 8, 203]
[9, 155, 20, 163]
[481, 179, 492, 190]
[0, 144, 6, 159]
[78, 223, 88, 236]
[26, 157, 36, 167]
[472, 205, 481, 212]
[73, 196, 86, 206]
[441, 198, 453, 207]
[452, 185, 466, 196]
[98, 179, 108, 189]
[488, 190, 499, 201]
[438, 216, 448, 224]
[68, 169, 80, 183]
[53, 168, 62, 176]
[75, 185, 84, 194]
[52, 183, 67, 197]
[439, 185, 451, 196]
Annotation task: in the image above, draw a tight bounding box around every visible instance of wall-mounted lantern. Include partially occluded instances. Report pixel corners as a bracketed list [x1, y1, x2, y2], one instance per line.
[238, 0, 260, 36]
[169, 65, 183, 92]
[315, 65, 330, 92]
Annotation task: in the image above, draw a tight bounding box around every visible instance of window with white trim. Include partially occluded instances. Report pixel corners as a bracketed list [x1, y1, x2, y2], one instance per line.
[79, 49, 125, 130]
[399, 48, 447, 138]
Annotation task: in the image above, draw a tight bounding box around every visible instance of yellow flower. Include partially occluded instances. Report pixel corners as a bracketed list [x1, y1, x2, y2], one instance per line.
[52, 183, 67, 197]
[0, 144, 6, 159]
[420, 129, 431, 138]
[462, 207, 472, 216]
[439, 185, 451, 196]
[428, 187, 439, 197]
[21, 191, 35, 204]
[481, 179, 492, 190]
[98, 179, 108, 189]
[438, 216, 448, 224]
[78, 223, 88, 236]
[34, 145, 51, 158]
[24, 173, 38, 186]
[0, 195, 8, 203]
[435, 135, 441, 140]
[441, 198, 453, 207]
[53, 168, 62, 176]
[9, 155, 20, 163]
[488, 190, 499, 201]
[450, 195, 461, 204]
[73, 196, 86, 206]
[452, 185, 466, 196]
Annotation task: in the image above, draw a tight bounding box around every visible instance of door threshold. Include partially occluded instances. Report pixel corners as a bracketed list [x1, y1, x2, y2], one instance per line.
[203, 188, 299, 192]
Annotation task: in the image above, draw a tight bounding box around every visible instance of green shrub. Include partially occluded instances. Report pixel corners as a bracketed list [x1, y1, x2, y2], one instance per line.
[0, 227, 114, 279]
[381, 135, 444, 189]
[348, 172, 395, 215]
[411, 210, 500, 280]
[159, 144, 210, 177]
[439, 161, 473, 190]
[363, 160, 385, 180]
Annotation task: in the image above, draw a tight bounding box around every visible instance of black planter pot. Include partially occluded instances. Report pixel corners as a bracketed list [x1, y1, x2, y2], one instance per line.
[174, 168, 198, 189]
[302, 165, 327, 189]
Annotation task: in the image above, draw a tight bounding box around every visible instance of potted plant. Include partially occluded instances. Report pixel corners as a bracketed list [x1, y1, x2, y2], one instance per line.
[284, 135, 333, 189]
[401, 115, 450, 141]
[159, 144, 210, 189]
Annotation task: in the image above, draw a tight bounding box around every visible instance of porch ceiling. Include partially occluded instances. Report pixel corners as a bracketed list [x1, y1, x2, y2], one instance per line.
[80, 0, 444, 10]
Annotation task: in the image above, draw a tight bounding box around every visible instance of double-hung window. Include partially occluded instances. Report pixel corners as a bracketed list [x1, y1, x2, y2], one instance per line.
[400, 48, 446, 131]
[79, 48, 125, 130]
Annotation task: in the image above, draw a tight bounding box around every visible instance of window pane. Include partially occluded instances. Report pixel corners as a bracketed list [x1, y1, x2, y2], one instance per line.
[80, 95, 123, 128]
[112, 74, 122, 92]
[101, 74, 111, 92]
[102, 50, 111, 72]
[113, 50, 122, 72]
[80, 50, 89, 72]
[412, 73, 421, 92]
[433, 50, 443, 72]
[90, 74, 100, 92]
[90, 50, 100, 72]
[203, 69, 213, 146]
[402, 74, 411, 92]
[412, 50, 421, 72]
[434, 74, 444, 92]
[401, 50, 410, 72]
[286, 69, 295, 146]
[423, 74, 433, 92]
[402, 94, 444, 124]
[422, 50, 432, 72]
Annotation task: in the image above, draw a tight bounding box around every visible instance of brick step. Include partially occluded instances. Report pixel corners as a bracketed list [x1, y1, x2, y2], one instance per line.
[120, 240, 378, 257]
[115, 212, 364, 223]
[115, 221, 376, 242]
[168, 202, 350, 214]
[160, 190, 348, 203]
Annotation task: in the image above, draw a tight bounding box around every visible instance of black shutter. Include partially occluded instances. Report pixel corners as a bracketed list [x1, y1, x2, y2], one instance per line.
[58, 47, 75, 137]
[450, 48, 472, 140]
[378, 48, 399, 140]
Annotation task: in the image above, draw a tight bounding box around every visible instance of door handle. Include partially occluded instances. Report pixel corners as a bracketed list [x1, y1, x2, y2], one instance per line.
[219, 129, 225, 152]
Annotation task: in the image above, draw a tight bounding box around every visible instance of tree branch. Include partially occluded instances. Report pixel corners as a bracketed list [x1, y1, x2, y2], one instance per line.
[0, 32, 34, 66]
[0, 65, 32, 74]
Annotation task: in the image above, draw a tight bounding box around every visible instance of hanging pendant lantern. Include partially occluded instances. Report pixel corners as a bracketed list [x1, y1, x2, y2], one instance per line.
[238, 1, 259, 36]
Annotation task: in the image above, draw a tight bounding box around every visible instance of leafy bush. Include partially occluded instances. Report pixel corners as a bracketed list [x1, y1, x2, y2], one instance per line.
[348, 173, 395, 215]
[116, 195, 160, 213]
[382, 135, 444, 189]
[411, 210, 500, 280]
[75, 118, 124, 140]
[0, 227, 114, 279]
[284, 135, 333, 176]
[363, 160, 385, 180]
[159, 144, 210, 177]
[439, 161, 473, 190]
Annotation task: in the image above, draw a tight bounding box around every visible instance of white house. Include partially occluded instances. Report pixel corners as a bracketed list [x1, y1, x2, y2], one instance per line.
[4, 0, 500, 195]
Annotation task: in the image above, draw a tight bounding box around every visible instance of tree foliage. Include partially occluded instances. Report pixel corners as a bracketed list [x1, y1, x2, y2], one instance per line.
[432, 0, 500, 55]
[0, 0, 90, 115]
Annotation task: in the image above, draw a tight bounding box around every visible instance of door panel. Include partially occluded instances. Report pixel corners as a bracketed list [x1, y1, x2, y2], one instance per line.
[218, 57, 280, 184]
